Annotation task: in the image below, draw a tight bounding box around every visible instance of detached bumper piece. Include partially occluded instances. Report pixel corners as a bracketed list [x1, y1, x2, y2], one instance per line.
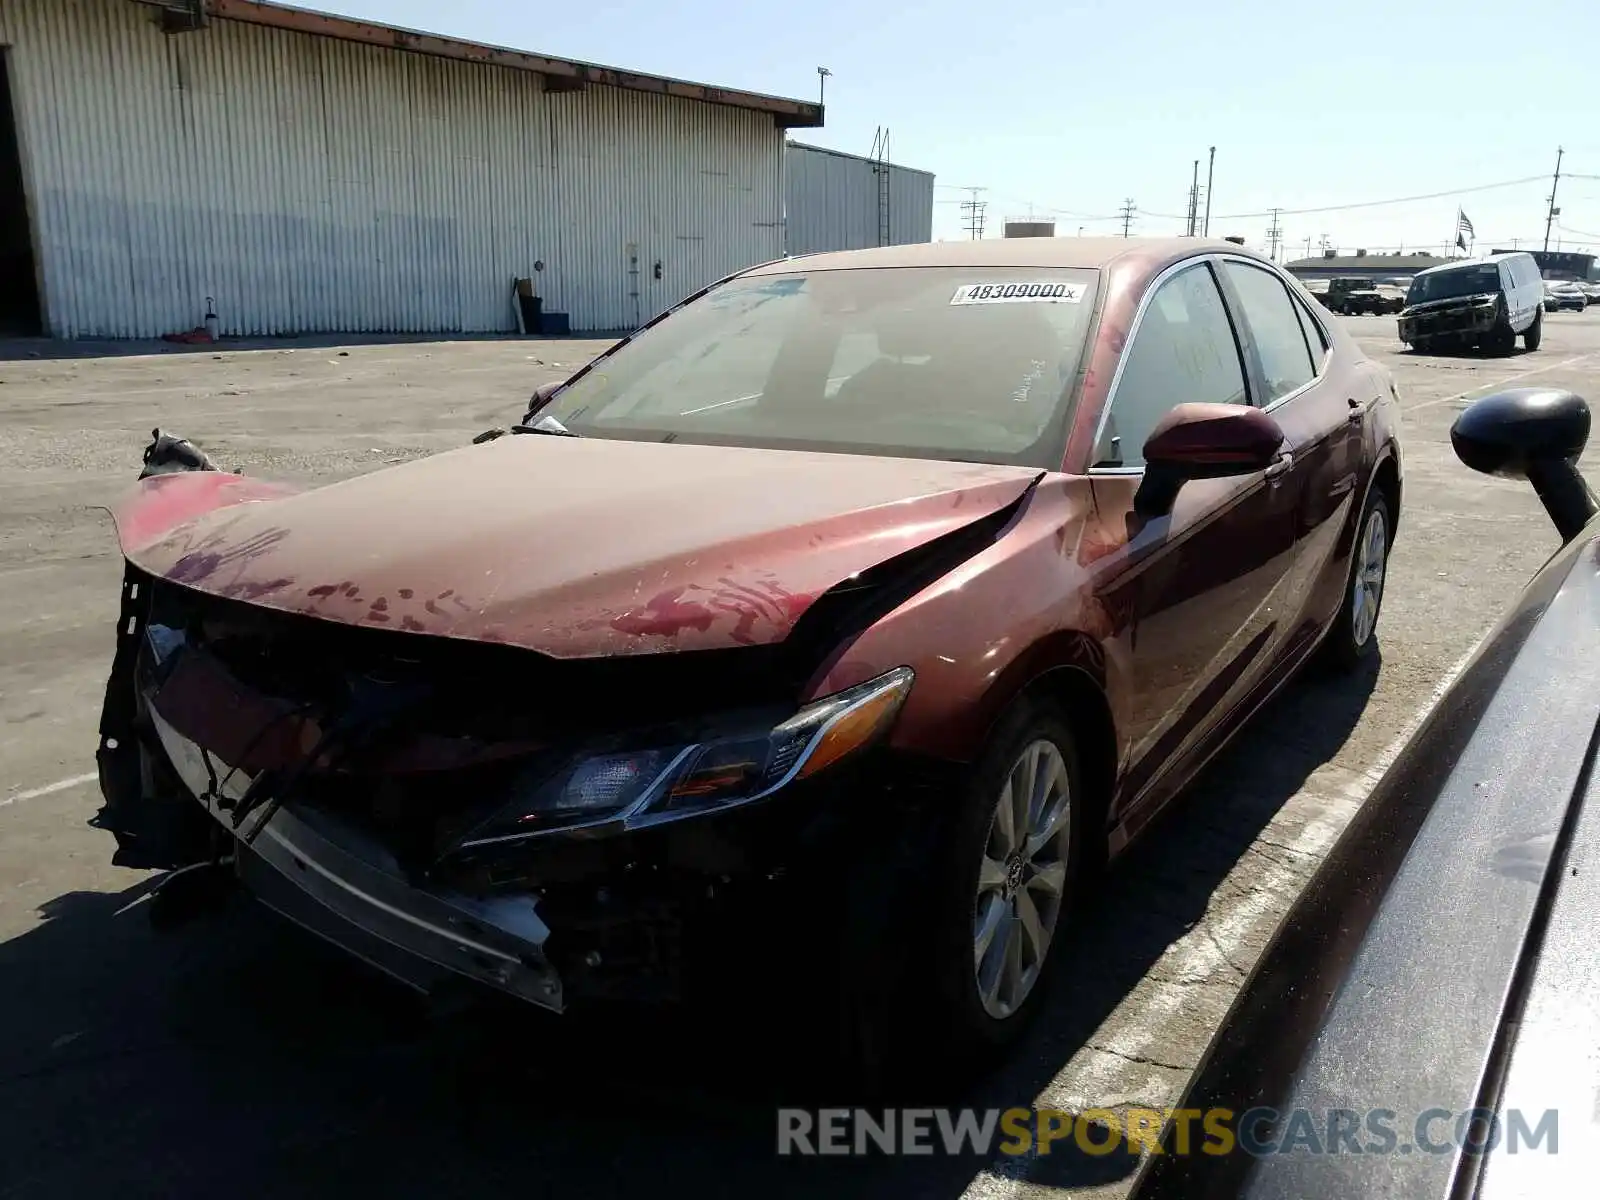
[144, 700, 566, 1010]
[238, 804, 563, 1009]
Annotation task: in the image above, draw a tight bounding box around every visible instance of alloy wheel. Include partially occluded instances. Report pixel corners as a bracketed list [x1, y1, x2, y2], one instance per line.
[973, 739, 1072, 1020]
[1351, 506, 1388, 647]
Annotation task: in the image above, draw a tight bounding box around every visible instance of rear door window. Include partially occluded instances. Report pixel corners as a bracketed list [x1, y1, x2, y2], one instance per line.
[1294, 293, 1329, 367]
[1222, 260, 1317, 405]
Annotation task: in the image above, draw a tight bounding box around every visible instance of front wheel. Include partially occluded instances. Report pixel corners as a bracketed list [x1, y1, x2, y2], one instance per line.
[1318, 488, 1391, 672]
[1525, 308, 1543, 350]
[858, 696, 1092, 1082]
[1488, 317, 1517, 356]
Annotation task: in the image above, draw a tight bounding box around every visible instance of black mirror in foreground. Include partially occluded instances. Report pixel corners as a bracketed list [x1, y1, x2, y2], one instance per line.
[1451, 387, 1598, 543]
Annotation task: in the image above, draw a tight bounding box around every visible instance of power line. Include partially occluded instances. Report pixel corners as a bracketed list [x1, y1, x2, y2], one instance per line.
[1138, 173, 1552, 223]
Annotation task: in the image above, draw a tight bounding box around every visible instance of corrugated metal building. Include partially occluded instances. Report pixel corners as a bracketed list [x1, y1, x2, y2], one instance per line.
[0, 0, 822, 338]
[783, 141, 933, 256]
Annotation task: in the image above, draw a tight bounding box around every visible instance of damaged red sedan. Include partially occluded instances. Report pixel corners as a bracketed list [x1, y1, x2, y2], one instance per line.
[92, 237, 1401, 1078]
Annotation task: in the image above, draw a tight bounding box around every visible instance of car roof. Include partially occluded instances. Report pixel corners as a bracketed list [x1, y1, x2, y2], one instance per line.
[744, 236, 1274, 275]
[1412, 252, 1527, 278]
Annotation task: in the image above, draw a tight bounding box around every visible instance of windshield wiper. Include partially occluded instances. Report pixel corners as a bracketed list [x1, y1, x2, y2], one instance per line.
[511, 414, 581, 437]
[470, 413, 582, 445]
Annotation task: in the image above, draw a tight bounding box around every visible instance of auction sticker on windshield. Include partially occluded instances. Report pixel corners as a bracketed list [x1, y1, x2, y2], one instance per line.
[950, 282, 1087, 305]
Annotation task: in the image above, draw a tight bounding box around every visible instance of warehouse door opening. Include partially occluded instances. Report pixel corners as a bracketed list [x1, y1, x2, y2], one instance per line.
[0, 52, 41, 336]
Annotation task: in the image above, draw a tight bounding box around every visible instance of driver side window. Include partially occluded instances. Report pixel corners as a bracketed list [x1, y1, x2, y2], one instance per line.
[1093, 261, 1249, 470]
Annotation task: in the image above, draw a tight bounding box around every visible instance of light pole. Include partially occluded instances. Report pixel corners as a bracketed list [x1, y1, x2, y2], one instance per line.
[1203, 146, 1216, 236]
[816, 66, 831, 108]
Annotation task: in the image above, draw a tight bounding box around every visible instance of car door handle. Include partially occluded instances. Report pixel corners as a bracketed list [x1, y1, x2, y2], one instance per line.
[1264, 451, 1294, 480]
[1347, 397, 1374, 423]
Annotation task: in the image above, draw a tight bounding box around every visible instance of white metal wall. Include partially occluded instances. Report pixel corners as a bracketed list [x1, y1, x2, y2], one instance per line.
[783, 142, 934, 257]
[0, 0, 784, 337]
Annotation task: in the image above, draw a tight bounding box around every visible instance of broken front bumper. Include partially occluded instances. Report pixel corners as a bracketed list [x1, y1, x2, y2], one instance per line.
[240, 806, 563, 1010]
[1397, 306, 1497, 342]
[148, 705, 566, 1010]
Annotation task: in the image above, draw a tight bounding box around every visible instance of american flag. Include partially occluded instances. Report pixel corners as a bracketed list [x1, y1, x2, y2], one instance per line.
[1457, 210, 1475, 237]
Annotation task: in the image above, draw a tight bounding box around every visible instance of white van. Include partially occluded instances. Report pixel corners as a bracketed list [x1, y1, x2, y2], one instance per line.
[1397, 251, 1544, 354]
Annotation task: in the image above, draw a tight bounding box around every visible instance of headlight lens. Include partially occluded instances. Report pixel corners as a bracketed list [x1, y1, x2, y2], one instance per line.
[460, 666, 916, 845]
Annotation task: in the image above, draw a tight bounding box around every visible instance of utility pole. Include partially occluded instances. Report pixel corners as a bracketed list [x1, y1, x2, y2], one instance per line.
[1119, 198, 1137, 237]
[1186, 160, 1199, 236]
[1265, 208, 1283, 262]
[1543, 146, 1564, 253]
[959, 187, 988, 240]
[1202, 146, 1216, 236]
[1303, 235, 1312, 260]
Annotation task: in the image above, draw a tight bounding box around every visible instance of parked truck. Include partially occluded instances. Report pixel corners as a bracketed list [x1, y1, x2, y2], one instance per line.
[1318, 276, 1405, 315]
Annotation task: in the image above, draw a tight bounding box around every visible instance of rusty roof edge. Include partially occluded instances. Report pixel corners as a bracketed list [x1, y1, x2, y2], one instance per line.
[188, 0, 824, 126]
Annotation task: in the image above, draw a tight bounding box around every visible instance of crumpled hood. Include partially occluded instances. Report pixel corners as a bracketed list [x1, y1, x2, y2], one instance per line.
[112, 435, 1043, 657]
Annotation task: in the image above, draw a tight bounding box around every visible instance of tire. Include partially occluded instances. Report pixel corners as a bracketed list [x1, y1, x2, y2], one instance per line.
[1318, 487, 1391, 672]
[852, 695, 1093, 1083]
[1488, 317, 1517, 356]
[1525, 308, 1543, 351]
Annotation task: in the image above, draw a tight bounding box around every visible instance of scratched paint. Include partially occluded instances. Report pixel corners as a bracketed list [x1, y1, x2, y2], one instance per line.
[110, 435, 1044, 658]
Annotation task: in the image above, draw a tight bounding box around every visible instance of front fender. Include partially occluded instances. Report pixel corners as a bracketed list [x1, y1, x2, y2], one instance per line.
[800, 476, 1129, 765]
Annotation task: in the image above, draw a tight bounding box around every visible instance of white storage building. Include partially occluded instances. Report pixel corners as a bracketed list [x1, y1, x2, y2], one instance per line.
[783, 141, 933, 257]
[0, 0, 822, 338]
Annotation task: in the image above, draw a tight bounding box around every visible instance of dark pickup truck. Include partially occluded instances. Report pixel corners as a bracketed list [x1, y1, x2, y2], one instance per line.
[1319, 277, 1403, 316]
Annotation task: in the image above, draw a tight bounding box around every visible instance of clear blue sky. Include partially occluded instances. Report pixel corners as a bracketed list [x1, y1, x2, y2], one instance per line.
[313, 0, 1600, 259]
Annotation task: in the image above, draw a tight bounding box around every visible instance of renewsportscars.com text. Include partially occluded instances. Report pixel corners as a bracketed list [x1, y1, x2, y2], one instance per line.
[776, 1106, 1560, 1158]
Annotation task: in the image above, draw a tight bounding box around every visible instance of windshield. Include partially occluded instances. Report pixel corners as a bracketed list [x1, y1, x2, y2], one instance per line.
[1406, 264, 1501, 304]
[537, 266, 1101, 469]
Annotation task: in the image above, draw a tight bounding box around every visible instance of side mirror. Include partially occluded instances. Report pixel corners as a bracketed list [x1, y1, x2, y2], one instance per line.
[1134, 403, 1286, 518]
[1451, 387, 1597, 543]
[528, 379, 565, 414]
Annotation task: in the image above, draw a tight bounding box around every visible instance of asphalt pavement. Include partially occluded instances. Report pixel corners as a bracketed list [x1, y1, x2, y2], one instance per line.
[2, 313, 1598, 1199]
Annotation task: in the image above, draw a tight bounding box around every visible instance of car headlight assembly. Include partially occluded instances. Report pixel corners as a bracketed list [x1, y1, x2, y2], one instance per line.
[459, 666, 916, 847]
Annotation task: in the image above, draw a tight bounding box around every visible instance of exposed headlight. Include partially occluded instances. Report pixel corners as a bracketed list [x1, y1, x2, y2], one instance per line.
[459, 666, 916, 846]
[145, 622, 187, 666]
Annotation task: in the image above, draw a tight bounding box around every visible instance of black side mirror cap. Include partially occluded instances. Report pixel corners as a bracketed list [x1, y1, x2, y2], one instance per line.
[1451, 388, 1598, 543]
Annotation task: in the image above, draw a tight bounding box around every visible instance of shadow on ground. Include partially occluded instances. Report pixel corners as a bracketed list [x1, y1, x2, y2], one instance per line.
[0, 655, 1380, 1199]
[0, 331, 625, 362]
[1405, 343, 1533, 360]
